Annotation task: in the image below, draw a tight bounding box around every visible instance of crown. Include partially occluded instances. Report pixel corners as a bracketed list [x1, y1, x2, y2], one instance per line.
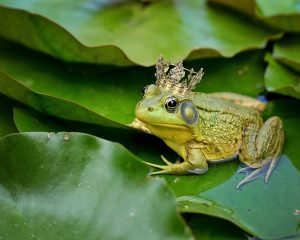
[155, 55, 204, 97]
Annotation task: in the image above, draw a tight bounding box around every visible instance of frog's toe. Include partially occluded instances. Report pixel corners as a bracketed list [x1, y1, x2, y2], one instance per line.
[237, 166, 252, 174]
[149, 169, 172, 175]
[160, 155, 174, 166]
[236, 163, 270, 189]
[142, 161, 167, 170]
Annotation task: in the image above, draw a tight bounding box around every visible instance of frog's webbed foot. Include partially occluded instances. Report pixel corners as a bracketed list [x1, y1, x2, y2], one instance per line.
[160, 155, 174, 166]
[236, 163, 270, 189]
[142, 156, 194, 175]
[143, 149, 208, 175]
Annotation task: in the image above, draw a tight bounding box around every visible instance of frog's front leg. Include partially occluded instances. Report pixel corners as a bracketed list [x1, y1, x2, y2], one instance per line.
[143, 143, 208, 175]
[237, 116, 284, 188]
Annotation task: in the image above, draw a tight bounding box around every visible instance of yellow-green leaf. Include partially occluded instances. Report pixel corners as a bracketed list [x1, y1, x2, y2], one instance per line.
[0, 0, 280, 66]
[0, 132, 192, 240]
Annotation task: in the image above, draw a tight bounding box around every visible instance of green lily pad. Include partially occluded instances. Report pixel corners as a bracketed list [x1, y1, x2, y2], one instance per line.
[209, 0, 300, 32]
[185, 214, 246, 240]
[0, 94, 18, 137]
[177, 155, 300, 239]
[0, 39, 266, 127]
[264, 53, 300, 99]
[273, 35, 300, 72]
[0, 0, 280, 66]
[0, 132, 192, 240]
[0, 41, 131, 128]
[13, 107, 65, 133]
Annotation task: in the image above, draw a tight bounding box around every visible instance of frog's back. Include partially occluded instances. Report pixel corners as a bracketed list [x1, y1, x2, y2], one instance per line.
[189, 92, 261, 121]
[188, 92, 263, 161]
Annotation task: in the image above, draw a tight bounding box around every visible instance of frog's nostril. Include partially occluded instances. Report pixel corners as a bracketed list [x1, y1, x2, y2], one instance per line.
[148, 107, 154, 112]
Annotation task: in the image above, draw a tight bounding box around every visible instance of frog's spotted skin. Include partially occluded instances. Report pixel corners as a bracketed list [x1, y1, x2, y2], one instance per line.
[131, 84, 284, 189]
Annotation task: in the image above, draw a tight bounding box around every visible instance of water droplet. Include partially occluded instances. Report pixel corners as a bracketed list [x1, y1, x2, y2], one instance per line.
[14, 223, 18, 227]
[184, 205, 189, 209]
[78, 183, 81, 188]
[129, 208, 136, 217]
[47, 132, 54, 139]
[237, 66, 249, 76]
[64, 132, 70, 140]
[184, 226, 190, 235]
[173, 177, 179, 183]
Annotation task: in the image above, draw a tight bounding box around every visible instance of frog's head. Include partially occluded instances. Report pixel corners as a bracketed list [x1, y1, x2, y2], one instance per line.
[135, 84, 199, 130]
[134, 55, 204, 139]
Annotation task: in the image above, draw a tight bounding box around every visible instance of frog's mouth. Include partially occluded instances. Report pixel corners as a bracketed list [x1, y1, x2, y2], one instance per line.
[137, 118, 188, 130]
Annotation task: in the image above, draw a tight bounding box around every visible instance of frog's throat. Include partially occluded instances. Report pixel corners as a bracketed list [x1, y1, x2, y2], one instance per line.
[137, 119, 189, 130]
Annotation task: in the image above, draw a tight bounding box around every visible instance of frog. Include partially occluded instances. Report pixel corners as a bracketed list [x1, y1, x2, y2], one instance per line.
[131, 55, 284, 188]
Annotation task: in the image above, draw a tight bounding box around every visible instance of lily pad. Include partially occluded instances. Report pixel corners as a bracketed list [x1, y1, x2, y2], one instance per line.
[177, 155, 300, 239]
[273, 35, 300, 72]
[0, 94, 18, 137]
[0, 132, 192, 240]
[0, 0, 280, 66]
[209, 0, 300, 32]
[0, 39, 266, 127]
[185, 214, 246, 240]
[264, 53, 300, 99]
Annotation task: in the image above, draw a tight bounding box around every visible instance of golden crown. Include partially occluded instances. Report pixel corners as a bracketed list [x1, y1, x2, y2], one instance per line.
[155, 55, 204, 97]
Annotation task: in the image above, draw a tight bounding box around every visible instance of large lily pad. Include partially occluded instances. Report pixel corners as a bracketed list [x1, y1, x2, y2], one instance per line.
[0, 39, 266, 127]
[0, 132, 192, 240]
[185, 214, 246, 240]
[0, 0, 280, 66]
[209, 0, 300, 32]
[264, 53, 300, 99]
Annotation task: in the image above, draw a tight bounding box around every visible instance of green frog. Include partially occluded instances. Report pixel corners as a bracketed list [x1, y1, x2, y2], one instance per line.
[131, 56, 284, 188]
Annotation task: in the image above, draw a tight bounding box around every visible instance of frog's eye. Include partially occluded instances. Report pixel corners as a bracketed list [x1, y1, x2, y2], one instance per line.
[141, 85, 148, 97]
[180, 100, 198, 125]
[165, 96, 178, 113]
